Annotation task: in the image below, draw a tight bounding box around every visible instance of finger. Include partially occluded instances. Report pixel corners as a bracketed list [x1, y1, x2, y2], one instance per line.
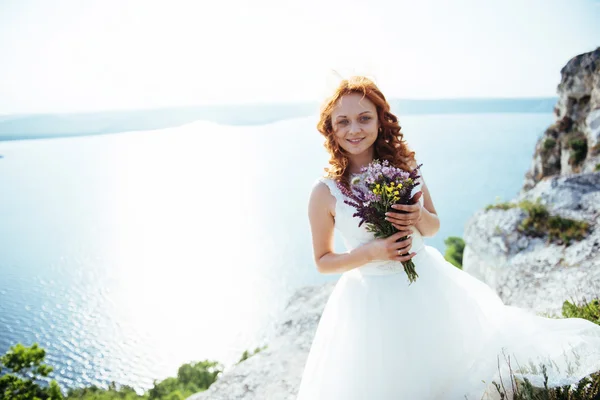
[390, 218, 414, 227]
[395, 252, 416, 262]
[394, 236, 412, 249]
[410, 191, 423, 203]
[391, 204, 419, 212]
[391, 225, 412, 236]
[389, 218, 416, 228]
[394, 243, 412, 255]
[394, 242, 412, 254]
[386, 210, 420, 222]
[390, 230, 412, 240]
[386, 212, 415, 222]
[386, 212, 412, 221]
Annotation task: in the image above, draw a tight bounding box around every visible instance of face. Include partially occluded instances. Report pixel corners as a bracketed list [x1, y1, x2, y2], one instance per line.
[330, 92, 379, 156]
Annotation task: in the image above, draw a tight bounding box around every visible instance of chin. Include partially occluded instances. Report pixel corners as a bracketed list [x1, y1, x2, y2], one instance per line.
[346, 148, 368, 156]
[340, 141, 376, 156]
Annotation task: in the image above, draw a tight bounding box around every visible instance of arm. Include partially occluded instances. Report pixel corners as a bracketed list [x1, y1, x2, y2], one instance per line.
[308, 182, 374, 274]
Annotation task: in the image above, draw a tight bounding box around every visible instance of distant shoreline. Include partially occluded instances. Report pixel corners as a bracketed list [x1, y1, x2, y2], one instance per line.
[0, 97, 557, 142]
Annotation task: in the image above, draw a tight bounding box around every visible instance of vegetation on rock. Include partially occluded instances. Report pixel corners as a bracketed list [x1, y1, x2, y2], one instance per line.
[565, 131, 588, 167]
[236, 345, 268, 364]
[485, 199, 590, 246]
[518, 200, 590, 246]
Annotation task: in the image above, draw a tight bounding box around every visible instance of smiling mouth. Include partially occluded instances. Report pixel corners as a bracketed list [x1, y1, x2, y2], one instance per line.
[347, 138, 364, 144]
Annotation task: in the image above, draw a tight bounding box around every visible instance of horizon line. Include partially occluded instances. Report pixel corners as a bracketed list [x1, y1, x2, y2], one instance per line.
[0, 96, 560, 118]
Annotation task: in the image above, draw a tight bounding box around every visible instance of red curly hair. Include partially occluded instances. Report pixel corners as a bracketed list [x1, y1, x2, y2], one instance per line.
[317, 76, 416, 188]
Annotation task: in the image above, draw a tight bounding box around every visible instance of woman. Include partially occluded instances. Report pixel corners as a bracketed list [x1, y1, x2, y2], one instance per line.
[296, 76, 600, 399]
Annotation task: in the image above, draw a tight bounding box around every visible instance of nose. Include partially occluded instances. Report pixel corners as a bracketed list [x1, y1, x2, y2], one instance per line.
[349, 120, 361, 134]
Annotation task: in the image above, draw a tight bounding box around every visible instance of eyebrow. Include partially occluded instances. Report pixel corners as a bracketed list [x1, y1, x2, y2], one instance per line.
[335, 111, 373, 119]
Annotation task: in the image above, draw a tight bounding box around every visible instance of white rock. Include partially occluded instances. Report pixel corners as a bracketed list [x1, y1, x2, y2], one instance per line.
[187, 283, 335, 400]
[464, 173, 600, 316]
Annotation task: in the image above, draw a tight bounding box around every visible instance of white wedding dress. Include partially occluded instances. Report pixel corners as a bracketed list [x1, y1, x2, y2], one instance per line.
[296, 175, 600, 400]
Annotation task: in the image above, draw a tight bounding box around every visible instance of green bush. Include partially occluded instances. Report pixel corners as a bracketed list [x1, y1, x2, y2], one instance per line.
[595, 164, 600, 172]
[66, 384, 145, 400]
[444, 236, 465, 269]
[65, 360, 224, 400]
[0, 342, 63, 400]
[0, 343, 224, 400]
[543, 138, 557, 152]
[567, 134, 588, 166]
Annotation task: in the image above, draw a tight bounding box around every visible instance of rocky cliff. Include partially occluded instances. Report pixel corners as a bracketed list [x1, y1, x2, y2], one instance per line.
[523, 47, 600, 190]
[464, 47, 600, 315]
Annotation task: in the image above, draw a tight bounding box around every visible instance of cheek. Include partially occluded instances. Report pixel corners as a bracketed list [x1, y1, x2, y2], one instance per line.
[330, 132, 345, 147]
[367, 125, 379, 138]
[333, 128, 347, 141]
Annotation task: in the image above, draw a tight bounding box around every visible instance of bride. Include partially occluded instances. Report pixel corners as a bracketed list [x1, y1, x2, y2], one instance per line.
[295, 76, 600, 399]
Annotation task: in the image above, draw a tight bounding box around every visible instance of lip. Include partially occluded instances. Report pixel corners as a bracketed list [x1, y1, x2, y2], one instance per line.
[347, 138, 365, 144]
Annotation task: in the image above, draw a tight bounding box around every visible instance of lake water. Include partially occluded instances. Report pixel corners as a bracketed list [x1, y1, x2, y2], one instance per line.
[0, 112, 553, 392]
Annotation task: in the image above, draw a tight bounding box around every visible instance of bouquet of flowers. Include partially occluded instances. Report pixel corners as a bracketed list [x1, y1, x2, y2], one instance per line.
[336, 159, 423, 283]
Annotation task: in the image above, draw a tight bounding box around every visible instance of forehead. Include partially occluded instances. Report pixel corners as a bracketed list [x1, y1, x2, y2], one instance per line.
[331, 93, 376, 118]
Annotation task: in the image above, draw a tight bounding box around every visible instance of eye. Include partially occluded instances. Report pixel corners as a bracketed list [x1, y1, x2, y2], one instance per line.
[338, 119, 349, 125]
[361, 116, 372, 122]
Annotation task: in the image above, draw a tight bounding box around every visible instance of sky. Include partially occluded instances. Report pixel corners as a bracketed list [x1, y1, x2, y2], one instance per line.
[0, 0, 599, 114]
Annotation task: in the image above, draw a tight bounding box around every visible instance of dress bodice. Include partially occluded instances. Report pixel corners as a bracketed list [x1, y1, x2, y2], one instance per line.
[316, 175, 426, 276]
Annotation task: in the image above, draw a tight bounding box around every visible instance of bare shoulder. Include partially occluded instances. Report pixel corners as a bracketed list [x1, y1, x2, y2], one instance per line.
[309, 180, 336, 218]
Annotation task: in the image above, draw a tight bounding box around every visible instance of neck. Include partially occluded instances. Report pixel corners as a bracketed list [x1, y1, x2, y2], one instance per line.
[347, 147, 375, 175]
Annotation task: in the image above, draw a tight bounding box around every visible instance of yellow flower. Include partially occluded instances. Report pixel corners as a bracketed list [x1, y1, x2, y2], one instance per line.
[386, 186, 393, 193]
[397, 184, 403, 189]
[394, 190, 399, 195]
[390, 182, 395, 186]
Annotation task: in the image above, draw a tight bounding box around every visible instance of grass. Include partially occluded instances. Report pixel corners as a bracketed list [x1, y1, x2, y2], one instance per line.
[236, 345, 268, 364]
[491, 297, 600, 399]
[562, 298, 600, 324]
[486, 202, 517, 211]
[494, 364, 600, 400]
[485, 199, 590, 246]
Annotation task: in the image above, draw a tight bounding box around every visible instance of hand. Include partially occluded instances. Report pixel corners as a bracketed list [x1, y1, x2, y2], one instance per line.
[384, 191, 423, 230]
[367, 229, 416, 262]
